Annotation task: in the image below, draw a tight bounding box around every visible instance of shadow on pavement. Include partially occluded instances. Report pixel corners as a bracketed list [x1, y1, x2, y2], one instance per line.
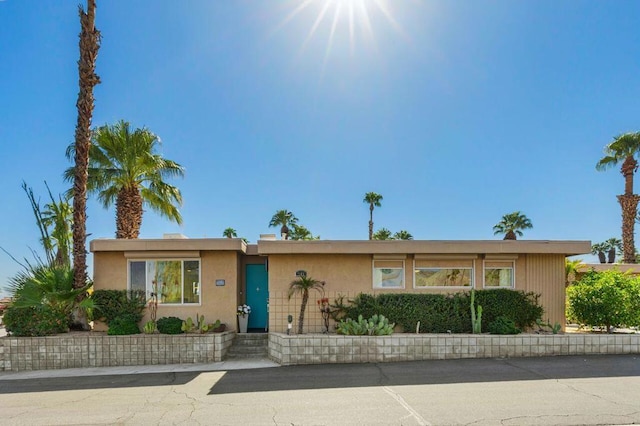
[208, 354, 640, 394]
[1, 355, 638, 395]
[0, 371, 200, 394]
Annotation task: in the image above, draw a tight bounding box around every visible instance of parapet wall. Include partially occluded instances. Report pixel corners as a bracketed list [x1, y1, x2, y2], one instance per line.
[268, 333, 640, 365]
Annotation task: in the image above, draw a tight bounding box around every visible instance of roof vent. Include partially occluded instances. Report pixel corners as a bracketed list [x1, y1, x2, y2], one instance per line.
[163, 233, 187, 239]
[259, 234, 277, 241]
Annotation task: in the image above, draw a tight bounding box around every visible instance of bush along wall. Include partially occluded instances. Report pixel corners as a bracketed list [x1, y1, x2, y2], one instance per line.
[341, 289, 543, 333]
[567, 269, 640, 333]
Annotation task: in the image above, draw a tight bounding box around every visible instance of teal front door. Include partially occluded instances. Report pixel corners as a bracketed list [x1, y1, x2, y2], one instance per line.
[246, 263, 269, 331]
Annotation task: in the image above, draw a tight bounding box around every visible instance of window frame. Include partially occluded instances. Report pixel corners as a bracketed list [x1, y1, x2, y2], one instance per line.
[482, 260, 515, 289]
[372, 259, 405, 289]
[127, 258, 202, 306]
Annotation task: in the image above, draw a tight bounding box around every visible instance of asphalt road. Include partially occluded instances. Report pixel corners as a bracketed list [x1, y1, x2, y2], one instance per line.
[1, 355, 640, 425]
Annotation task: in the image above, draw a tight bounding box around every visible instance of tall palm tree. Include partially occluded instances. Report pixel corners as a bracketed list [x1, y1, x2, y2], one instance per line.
[289, 224, 319, 240]
[70, 0, 100, 330]
[596, 132, 640, 263]
[269, 209, 298, 240]
[493, 211, 533, 240]
[65, 120, 185, 239]
[372, 228, 393, 240]
[393, 230, 413, 240]
[363, 192, 383, 240]
[288, 275, 324, 334]
[222, 228, 237, 238]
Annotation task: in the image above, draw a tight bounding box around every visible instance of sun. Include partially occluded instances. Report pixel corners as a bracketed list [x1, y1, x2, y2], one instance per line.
[271, 0, 408, 73]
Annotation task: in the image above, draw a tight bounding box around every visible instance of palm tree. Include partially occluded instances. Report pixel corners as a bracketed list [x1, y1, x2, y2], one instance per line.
[222, 228, 237, 238]
[596, 132, 640, 263]
[269, 209, 298, 240]
[363, 192, 383, 240]
[565, 258, 585, 286]
[289, 224, 319, 240]
[372, 228, 393, 240]
[288, 275, 324, 334]
[64, 120, 185, 239]
[41, 193, 73, 268]
[603, 237, 622, 263]
[71, 0, 100, 329]
[393, 230, 413, 240]
[493, 211, 533, 240]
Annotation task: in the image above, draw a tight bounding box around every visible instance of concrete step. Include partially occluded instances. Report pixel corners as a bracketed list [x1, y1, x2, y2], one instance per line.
[226, 333, 269, 360]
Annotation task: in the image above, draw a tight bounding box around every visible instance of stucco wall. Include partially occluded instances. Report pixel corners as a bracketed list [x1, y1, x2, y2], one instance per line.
[267, 253, 565, 333]
[92, 251, 241, 333]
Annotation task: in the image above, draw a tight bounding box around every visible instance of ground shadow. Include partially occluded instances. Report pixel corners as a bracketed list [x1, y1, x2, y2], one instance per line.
[207, 354, 640, 394]
[0, 371, 200, 394]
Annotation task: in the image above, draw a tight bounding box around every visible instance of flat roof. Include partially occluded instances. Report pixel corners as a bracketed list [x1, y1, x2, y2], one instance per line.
[90, 238, 591, 256]
[90, 238, 247, 253]
[257, 240, 591, 256]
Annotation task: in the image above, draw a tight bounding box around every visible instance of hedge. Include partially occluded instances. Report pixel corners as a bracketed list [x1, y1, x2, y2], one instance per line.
[341, 289, 543, 333]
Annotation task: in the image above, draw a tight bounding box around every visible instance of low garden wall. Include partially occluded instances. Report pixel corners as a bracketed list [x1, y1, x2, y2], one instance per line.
[0, 332, 234, 372]
[268, 333, 640, 365]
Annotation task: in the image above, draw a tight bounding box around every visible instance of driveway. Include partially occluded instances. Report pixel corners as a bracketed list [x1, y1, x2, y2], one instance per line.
[1, 355, 639, 425]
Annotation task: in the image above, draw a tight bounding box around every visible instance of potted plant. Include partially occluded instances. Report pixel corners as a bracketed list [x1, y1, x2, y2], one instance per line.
[237, 304, 251, 333]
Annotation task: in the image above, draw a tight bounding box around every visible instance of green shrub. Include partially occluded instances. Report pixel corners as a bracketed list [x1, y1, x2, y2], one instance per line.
[156, 316, 184, 334]
[3, 305, 68, 336]
[567, 270, 640, 332]
[473, 289, 543, 330]
[107, 314, 141, 335]
[342, 290, 542, 333]
[488, 316, 521, 334]
[92, 289, 146, 325]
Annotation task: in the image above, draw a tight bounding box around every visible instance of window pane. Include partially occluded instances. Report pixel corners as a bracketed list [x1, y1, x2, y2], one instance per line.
[153, 260, 183, 304]
[373, 267, 404, 288]
[485, 268, 513, 287]
[415, 268, 472, 287]
[129, 261, 146, 294]
[183, 260, 200, 304]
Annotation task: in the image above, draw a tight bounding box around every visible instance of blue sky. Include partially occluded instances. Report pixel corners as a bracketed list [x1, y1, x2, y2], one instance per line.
[1, 1, 639, 295]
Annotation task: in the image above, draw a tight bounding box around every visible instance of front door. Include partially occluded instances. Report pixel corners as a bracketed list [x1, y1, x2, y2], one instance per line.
[246, 263, 269, 331]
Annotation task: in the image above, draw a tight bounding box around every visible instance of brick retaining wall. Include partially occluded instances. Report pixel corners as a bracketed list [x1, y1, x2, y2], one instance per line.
[0, 332, 234, 372]
[268, 333, 640, 366]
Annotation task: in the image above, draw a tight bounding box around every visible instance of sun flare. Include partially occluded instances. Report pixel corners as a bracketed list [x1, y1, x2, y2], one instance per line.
[272, 0, 408, 75]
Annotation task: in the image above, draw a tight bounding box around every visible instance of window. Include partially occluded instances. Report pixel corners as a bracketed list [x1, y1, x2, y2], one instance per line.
[415, 268, 473, 288]
[484, 261, 514, 288]
[414, 259, 474, 288]
[129, 259, 200, 304]
[373, 260, 404, 289]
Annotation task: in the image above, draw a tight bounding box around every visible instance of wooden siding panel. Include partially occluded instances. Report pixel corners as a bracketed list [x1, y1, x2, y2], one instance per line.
[525, 254, 566, 329]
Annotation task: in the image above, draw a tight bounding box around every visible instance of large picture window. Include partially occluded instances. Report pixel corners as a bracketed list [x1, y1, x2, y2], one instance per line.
[414, 259, 474, 288]
[373, 260, 405, 289]
[415, 268, 473, 288]
[129, 259, 200, 304]
[484, 261, 514, 288]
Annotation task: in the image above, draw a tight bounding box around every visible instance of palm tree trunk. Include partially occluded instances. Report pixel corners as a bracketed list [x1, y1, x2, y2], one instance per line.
[116, 186, 143, 239]
[621, 156, 637, 195]
[71, 0, 100, 330]
[297, 290, 309, 334]
[368, 205, 374, 240]
[504, 230, 517, 240]
[618, 194, 640, 263]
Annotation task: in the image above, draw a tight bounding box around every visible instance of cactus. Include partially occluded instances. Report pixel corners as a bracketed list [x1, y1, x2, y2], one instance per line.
[143, 320, 156, 334]
[336, 314, 395, 335]
[470, 289, 482, 334]
[182, 313, 214, 333]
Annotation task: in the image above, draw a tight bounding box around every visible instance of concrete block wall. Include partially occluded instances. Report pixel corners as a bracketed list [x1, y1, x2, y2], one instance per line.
[268, 333, 640, 366]
[0, 332, 234, 372]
